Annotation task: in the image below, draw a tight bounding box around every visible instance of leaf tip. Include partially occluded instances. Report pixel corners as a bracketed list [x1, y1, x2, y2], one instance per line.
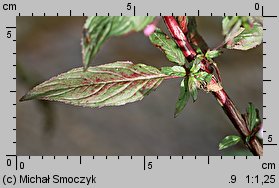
[174, 112, 179, 118]
[19, 93, 31, 102]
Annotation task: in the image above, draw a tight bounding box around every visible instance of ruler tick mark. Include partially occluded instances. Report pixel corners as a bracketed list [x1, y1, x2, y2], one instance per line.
[143, 156, 146, 170]
[263, 143, 277, 146]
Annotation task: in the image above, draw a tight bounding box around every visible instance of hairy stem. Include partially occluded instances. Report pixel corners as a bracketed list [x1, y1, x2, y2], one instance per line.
[163, 16, 263, 155]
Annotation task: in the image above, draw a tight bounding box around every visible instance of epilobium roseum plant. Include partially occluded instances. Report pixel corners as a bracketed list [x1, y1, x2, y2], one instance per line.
[20, 16, 263, 155]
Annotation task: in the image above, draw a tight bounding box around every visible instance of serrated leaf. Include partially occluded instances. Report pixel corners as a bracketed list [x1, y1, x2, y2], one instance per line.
[222, 16, 263, 51]
[190, 56, 202, 74]
[82, 16, 155, 70]
[219, 135, 241, 150]
[188, 76, 198, 102]
[195, 71, 212, 83]
[20, 61, 176, 108]
[161, 66, 186, 77]
[174, 78, 190, 117]
[149, 28, 186, 66]
[247, 102, 257, 131]
[205, 50, 221, 60]
[226, 22, 263, 50]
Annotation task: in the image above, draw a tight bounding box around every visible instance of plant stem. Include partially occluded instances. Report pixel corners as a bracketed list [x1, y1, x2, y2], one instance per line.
[163, 16, 263, 156]
[212, 80, 263, 156]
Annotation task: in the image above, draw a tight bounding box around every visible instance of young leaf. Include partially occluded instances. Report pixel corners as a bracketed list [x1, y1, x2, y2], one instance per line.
[149, 28, 186, 66]
[20, 61, 177, 108]
[195, 71, 212, 83]
[188, 77, 198, 102]
[219, 135, 241, 150]
[82, 16, 155, 70]
[246, 102, 260, 131]
[190, 55, 202, 74]
[205, 50, 221, 60]
[174, 78, 190, 117]
[161, 66, 186, 77]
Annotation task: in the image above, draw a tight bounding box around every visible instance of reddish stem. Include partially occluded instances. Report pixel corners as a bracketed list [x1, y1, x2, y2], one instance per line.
[163, 16, 196, 60]
[163, 16, 263, 156]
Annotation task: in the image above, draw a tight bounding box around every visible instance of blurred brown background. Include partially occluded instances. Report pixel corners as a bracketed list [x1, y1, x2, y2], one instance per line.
[16, 17, 262, 156]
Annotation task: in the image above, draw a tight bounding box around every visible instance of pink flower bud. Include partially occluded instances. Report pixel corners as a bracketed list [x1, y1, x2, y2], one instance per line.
[144, 24, 156, 36]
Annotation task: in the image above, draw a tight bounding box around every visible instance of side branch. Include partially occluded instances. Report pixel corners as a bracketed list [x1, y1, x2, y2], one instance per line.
[163, 16, 263, 155]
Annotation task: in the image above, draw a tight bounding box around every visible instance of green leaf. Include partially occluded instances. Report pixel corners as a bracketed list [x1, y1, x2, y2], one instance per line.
[226, 22, 263, 50]
[222, 16, 239, 36]
[149, 28, 186, 66]
[195, 71, 212, 83]
[222, 16, 263, 51]
[204, 74, 213, 84]
[174, 78, 190, 117]
[246, 102, 257, 131]
[205, 50, 221, 60]
[82, 16, 155, 70]
[161, 66, 186, 77]
[219, 135, 241, 150]
[20, 61, 175, 108]
[190, 55, 202, 74]
[188, 76, 198, 102]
